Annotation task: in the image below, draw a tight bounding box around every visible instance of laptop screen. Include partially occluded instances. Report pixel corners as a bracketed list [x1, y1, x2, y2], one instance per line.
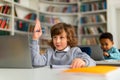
[0, 34, 32, 68]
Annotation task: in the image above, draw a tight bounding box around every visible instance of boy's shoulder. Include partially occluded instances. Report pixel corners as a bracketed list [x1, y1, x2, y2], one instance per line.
[70, 46, 81, 51]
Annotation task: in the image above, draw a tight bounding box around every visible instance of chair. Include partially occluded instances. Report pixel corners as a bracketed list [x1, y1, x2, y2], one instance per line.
[78, 46, 91, 56]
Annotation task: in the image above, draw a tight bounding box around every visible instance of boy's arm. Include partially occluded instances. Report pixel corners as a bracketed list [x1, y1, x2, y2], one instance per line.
[108, 48, 120, 59]
[73, 47, 96, 67]
[30, 40, 47, 66]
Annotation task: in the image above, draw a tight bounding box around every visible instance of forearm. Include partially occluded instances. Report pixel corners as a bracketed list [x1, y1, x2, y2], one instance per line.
[30, 40, 47, 66]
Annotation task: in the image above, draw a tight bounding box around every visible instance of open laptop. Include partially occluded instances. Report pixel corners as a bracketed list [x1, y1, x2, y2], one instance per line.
[0, 34, 33, 68]
[89, 45, 105, 61]
[88, 45, 120, 66]
[79, 45, 105, 61]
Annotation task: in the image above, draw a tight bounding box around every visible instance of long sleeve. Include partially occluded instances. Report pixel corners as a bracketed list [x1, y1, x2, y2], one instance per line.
[30, 42, 96, 67]
[72, 47, 96, 66]
[30, 40, 47, 66]
[107, 47, 120, 60]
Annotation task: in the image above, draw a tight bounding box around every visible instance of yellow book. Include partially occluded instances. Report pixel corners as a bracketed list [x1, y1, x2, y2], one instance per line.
[62, 66, 120, 80]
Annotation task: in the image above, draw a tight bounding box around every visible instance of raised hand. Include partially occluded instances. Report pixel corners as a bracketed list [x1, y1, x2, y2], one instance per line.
[32, 19, 42, 40]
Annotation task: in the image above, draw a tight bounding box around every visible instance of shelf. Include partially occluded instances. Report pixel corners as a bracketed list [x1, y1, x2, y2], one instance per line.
[79, 0, 107, 45]
[0, 13, 12, 18]
[81, 0, 103, 3]
[81, 9, 107, 15]
[14, 30, 32, 35]
[0, 28, 11, 32]
[81, 22, 107, 26]
[39, 11, 77, 16]
[39, 0, 77, 5]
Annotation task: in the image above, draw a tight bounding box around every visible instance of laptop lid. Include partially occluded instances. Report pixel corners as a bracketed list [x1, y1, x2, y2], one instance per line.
[89, 45, 105, 61]
[79, 45, 104, 61]
[0, 34, 32, 68]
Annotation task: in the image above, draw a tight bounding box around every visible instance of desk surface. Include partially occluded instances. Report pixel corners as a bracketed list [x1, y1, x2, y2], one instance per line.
[0, 66, 120, 80]
[0, 66, 61, 80]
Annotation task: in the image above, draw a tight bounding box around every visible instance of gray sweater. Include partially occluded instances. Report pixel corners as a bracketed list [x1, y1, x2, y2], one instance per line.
[30, 40, 96, 67]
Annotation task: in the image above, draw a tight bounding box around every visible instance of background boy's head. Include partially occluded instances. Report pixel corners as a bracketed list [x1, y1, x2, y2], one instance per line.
[99, 32, 114, 51]
[49, 22, 78, 50]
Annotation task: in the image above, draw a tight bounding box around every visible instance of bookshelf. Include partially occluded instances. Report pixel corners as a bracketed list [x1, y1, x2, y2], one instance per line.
[38, 0, 78, 53]
[0, 0, 39, 35]
[0, 0, 109, 53]
[78, 0, 107, 45]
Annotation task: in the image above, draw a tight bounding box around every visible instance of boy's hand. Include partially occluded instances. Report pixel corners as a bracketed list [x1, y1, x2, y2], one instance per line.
[33, 19, 42, 40]
[71, 58, 86, 68]
[103, 52, 110, 57]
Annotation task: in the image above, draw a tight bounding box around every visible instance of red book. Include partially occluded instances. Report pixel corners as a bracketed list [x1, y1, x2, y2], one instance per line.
[0, 19, 2, 25]
[3, 5, 9, 14]
[24, 13, 32, 20]
[0, 19, 6, 28]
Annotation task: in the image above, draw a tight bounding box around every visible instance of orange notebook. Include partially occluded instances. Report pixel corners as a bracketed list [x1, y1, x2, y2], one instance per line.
[62, 66, 120, 80]
[64, 66, 117, 74]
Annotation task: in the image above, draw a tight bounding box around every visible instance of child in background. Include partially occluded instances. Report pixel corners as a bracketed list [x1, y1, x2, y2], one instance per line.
[30, 19, 96, 68]
[99, 32, 120, 60]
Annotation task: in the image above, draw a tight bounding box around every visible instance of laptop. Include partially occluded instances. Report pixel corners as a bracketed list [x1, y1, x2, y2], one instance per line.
[79, 45, 105, 61]
[0, 34, 33, 68]
[89, 45, 105, 61]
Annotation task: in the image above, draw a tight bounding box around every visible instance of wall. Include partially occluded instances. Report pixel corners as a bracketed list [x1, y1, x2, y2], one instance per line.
[107, 0, 120, 48]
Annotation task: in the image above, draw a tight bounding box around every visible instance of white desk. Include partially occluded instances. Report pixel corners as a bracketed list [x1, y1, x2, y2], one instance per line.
[0, 66, 63, 80]
[0, 66, 120, 80]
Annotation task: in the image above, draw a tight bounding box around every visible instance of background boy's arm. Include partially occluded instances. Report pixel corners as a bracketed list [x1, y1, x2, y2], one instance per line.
[108, 48, 120, 59]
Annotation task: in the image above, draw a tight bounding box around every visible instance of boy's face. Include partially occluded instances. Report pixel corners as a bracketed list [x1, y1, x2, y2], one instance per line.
[100, 38, 114, 51]
[53, 30, 68, 51]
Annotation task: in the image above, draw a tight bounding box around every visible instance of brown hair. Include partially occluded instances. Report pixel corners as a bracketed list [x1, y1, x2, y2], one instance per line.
[49, 22, 78, 49]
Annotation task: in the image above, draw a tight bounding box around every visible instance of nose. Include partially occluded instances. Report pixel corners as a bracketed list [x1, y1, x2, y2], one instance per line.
[56, 38, 61, 43]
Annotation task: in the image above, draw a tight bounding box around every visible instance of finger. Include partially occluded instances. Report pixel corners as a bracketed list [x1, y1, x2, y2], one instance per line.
[34, 19, 41, 32]
[71, 61, 78, 68]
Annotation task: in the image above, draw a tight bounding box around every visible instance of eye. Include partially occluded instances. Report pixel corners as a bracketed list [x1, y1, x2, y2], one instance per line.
[60, 36, 64, 39]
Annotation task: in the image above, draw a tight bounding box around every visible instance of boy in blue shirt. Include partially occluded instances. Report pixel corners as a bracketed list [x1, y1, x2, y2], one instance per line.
[99, 32, 120, 60]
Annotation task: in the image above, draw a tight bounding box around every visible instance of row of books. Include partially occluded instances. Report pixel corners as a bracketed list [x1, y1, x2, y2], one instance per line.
[44, 0, 77, 2]
[81, 37, 99, 45]
[80, 14, 106, 24]
[81, 26, 105, 35]
[0, 17, 10, 29]
[24, 13, 37, 21]
[0, 5, 11, 15]
[46, 5, 78, 13]
[0, 30, 10, 35]
[14, 0, 20, 3]
[15, 20, 35, 32]
[80, 1, 107, 12]
[40, 15, 62, 24]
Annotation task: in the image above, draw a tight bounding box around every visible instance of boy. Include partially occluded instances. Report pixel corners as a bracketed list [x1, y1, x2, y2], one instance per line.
[99, 32, 120, 60]
[30, 19, 96, 68]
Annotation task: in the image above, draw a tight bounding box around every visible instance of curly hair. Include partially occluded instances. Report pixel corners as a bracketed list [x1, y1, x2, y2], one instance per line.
[49, 22, 78, 49]
[99, 32, 113, 41]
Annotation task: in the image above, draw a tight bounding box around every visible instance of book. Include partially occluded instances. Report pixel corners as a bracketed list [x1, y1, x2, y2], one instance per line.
[0, 18, 6, 28]
[63, 66, 120, 80]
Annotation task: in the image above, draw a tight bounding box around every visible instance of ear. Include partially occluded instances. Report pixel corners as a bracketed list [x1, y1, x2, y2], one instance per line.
[112, 41, 114, 45]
